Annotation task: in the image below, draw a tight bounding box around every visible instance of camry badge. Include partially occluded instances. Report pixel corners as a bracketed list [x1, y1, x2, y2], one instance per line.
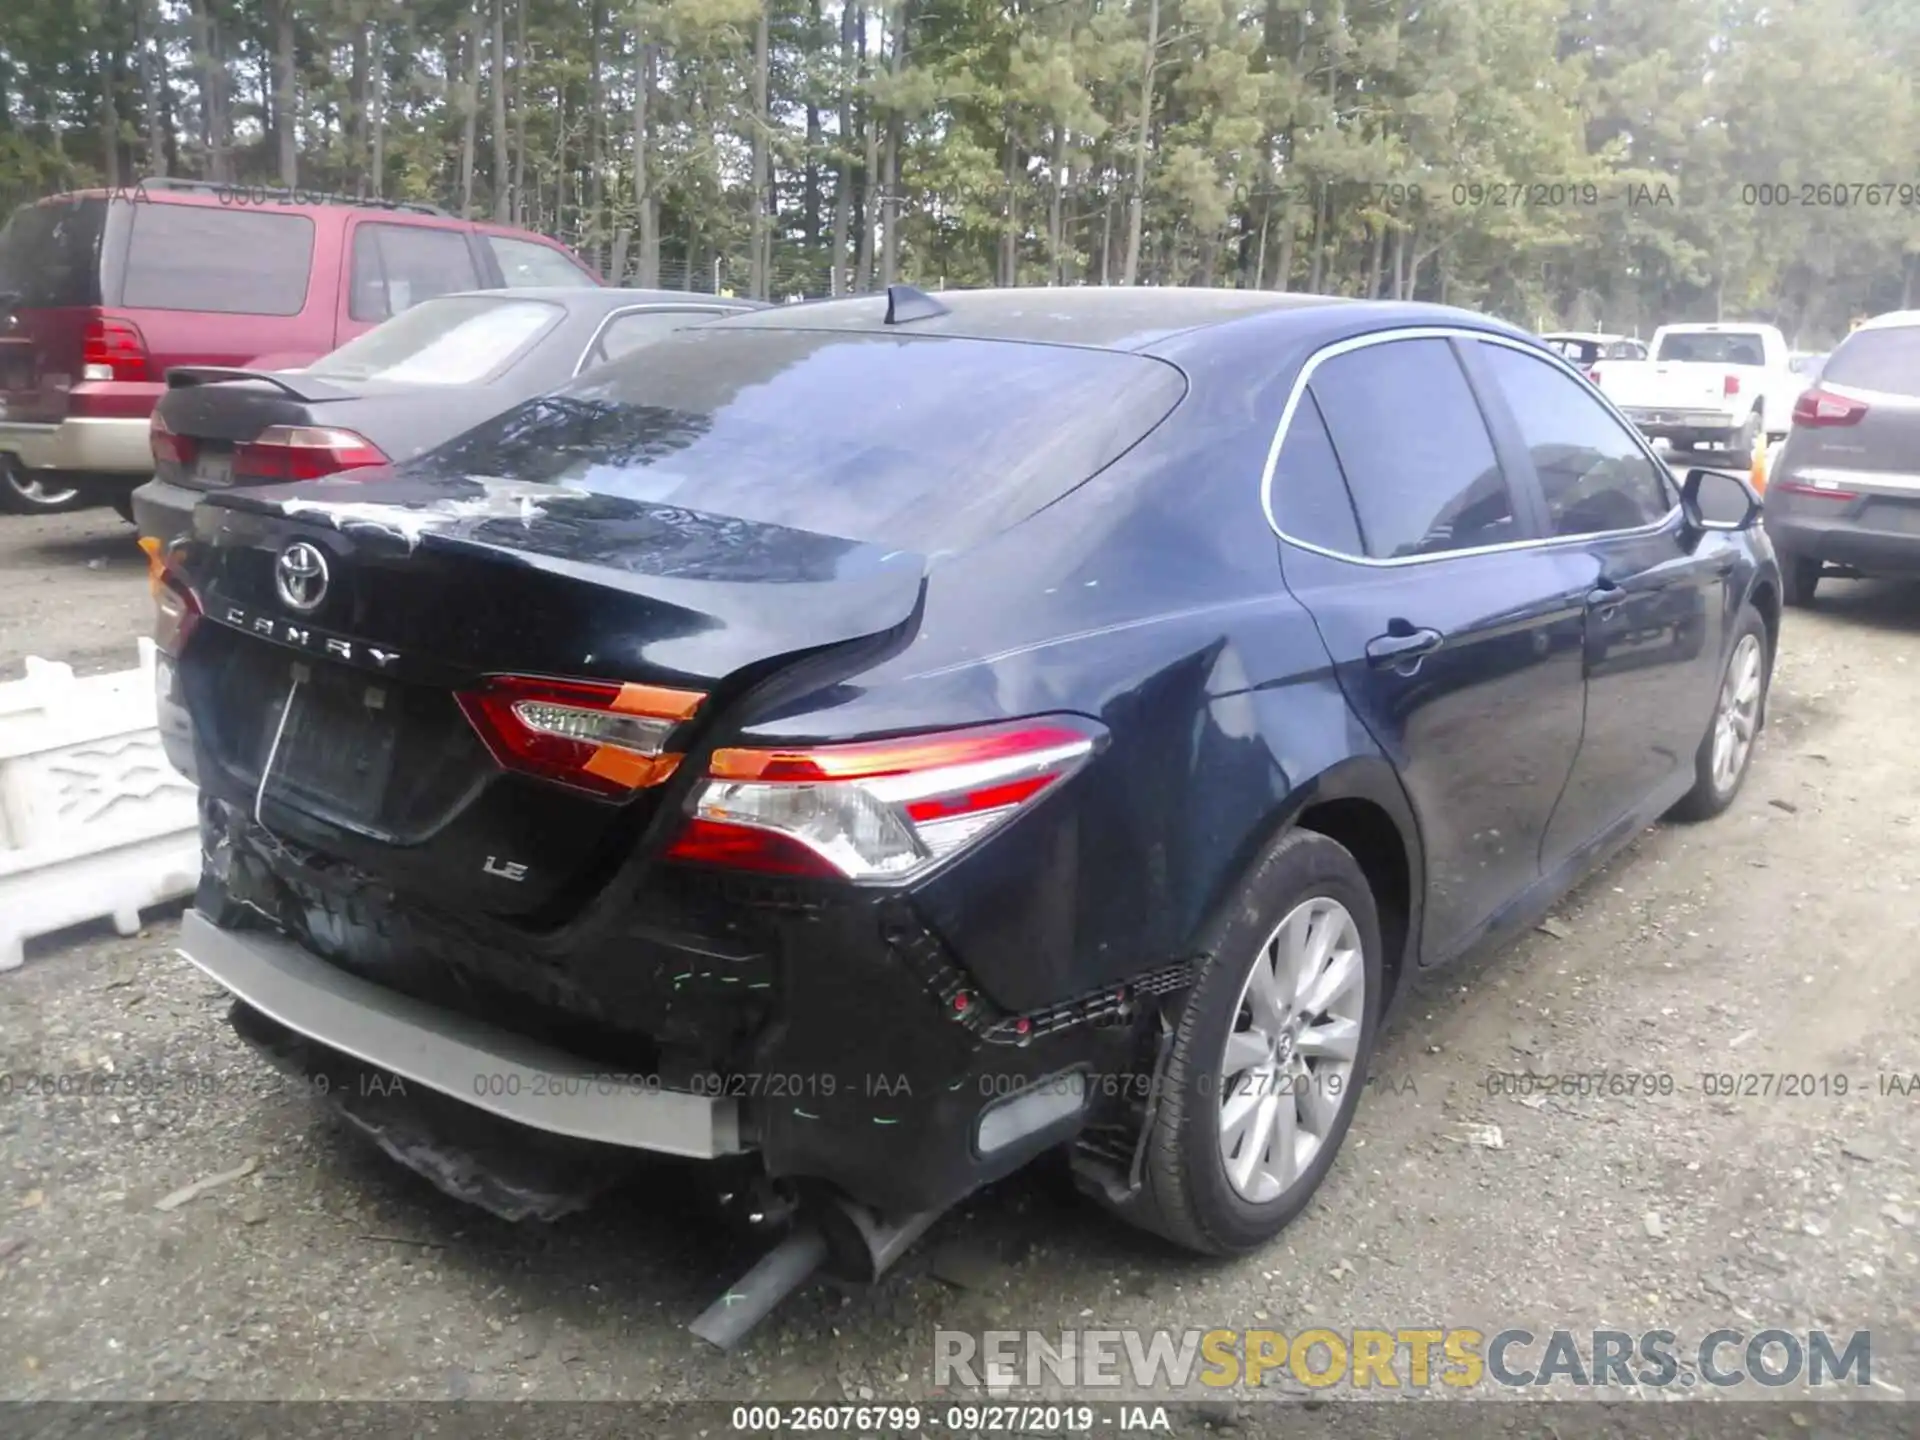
[274, 541, 329, 613]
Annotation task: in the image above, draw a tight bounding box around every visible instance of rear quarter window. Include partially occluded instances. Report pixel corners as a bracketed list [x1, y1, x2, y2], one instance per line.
[411, 328, 1188, 552]
[121, 204, 315, 315]
[489, 235, 595, 287]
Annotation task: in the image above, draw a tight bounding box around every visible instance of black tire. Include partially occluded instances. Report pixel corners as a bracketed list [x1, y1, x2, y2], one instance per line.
[1669, 604, 1770, 823]
[108, 490, 136, 524]
[1114, 828, 1384, 1256]
[0, 457, 87, 514]
[1782, 555, 1821, 607]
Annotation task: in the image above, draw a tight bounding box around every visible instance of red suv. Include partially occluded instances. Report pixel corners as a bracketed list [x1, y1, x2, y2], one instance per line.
[0, 179, 600, 515]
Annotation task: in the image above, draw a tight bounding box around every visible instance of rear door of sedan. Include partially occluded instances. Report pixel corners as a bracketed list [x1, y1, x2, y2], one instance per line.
[1269, 332, 1593, 965]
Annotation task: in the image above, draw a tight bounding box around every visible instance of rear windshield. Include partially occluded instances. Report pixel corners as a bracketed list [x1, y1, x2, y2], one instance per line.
[410, 328, 1188, 552]
[1655, 331, 1768, 365]
[308, 295, 562, 385]
[1820, 328, 1920, 396]
[0, 198, 105, 308]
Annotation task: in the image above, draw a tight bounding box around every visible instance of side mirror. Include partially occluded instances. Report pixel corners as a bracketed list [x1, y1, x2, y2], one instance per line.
[1682, 467, 1760, 532]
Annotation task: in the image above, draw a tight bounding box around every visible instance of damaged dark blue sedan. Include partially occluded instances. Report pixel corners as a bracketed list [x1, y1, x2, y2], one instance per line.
[153, 286, 1779, 1341]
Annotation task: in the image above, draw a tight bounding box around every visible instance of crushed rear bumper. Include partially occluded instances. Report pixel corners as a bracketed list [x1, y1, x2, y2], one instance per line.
[175, 907, 746, 1158]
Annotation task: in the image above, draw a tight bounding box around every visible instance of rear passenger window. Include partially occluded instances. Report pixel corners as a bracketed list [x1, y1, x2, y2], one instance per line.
[489, 235, 595, 287]
[122, 205, 313, 315]
[1271, 391, 1363, 554]
[1309, 338, 1518, 559]
[1475, 342, 1675, 536]
[351, 224, 481, 321]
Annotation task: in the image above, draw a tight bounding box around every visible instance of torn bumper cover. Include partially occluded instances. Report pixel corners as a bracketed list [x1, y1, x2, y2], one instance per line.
[175, 907, 745, 1158]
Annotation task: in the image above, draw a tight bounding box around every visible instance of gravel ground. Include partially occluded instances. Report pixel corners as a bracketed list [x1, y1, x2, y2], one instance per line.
[3, 499, 1919, 1421]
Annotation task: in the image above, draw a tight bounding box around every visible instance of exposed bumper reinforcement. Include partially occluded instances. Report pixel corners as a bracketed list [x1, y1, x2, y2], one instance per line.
[174, 907, 745, 1158]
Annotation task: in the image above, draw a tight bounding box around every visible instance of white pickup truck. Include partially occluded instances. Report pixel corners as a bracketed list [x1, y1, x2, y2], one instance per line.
[1590, 322, 1800, 454]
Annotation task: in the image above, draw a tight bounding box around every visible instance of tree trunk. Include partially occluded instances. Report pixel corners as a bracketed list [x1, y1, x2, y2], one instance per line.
[632, 30, 659, 286]
[490, 0, 509, 221]
[512, 0, 527, 224]
[1365, 221, 1384, 299]
[349, 23, 368, 187]
[830, 0, 856, 295]
[138, 0, 165, 177]
[188, 0, 230, 182]
[99, 23, 122, 190]
[1000, 126, 1018, 287]
[805, 0, 824, 261]
[609, 225, 631, 285]
[1048, 123, 1067, 286]
[371, 30, 386, 198]
[588, 0, 604, 272]
[1307, 183, 1327, 292]
[1122, 0, 1159, 287]
[749, 1, 771, 298]
[854, 7, 878, 293]
[273, 0, 297, 186]
[459, 4, 480, 216]
[879, 1, 908, 286]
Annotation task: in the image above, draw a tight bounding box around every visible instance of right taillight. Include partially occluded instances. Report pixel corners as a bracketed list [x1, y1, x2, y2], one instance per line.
[1792, 387, 1869, 427]
[663, 716, 1106, 883]
[149, 410, 197, 467]
[233, 426, 389, 482]
[456, 674, 707, 799]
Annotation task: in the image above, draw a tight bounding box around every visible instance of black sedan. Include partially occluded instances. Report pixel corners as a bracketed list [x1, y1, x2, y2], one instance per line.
[131, 287, 757, 545]
[151, 286, 1778, 1336]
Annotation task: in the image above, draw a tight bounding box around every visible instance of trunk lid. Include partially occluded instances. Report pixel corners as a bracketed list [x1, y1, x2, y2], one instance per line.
[176, 474, 926, 917]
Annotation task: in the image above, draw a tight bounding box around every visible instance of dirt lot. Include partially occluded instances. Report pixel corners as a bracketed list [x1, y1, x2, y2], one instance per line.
[2, 500, 1918, 1419]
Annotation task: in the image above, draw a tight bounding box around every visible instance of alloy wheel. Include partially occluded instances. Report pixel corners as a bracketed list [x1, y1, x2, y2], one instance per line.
[1711, 632, 1764, 793]
[1216, 896, 1367, 1203]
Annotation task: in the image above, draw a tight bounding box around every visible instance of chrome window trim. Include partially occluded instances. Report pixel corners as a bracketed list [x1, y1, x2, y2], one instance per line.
[573, 303, 737, 377]
[1259, 324, 1684, 568]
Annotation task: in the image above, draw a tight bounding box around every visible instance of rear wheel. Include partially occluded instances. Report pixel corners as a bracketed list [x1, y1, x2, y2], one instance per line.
[1734, 409, 1761, 459]
[1669, 606, 1769, 822]
[1115, 828, 1382, 1255]
[1783, 555, 1821, 607]
[0, 457, 85, 514]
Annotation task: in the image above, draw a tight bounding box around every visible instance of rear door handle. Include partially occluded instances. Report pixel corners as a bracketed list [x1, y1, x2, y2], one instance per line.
[1587, 580, 1624, 619]
[1365, 627, 1444, 669]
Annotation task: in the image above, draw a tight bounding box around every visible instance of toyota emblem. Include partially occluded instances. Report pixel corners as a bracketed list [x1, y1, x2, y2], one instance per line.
[274, 541, 330, 612]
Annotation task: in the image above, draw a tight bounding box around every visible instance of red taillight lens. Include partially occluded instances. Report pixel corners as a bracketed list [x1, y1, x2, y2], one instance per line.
[1772, 480, 1859, 501]
[146, 541, 202, 657]
[82, 315, 151, 382]
[455, 675, 706, 799]
[1723, 374, 1741, 397]
[232, 426, 389, 482]
[1586, 367, 1602, 383]
[664, 717, 1106, 883]
[149, 411, 198, 467]
[1792, 387, 1869, 427]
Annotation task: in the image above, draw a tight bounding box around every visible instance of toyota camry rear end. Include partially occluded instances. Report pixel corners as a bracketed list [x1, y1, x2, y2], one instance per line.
[155, 298, 1229, 1251]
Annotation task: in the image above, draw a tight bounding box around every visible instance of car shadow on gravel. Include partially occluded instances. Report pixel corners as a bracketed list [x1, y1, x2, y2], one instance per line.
[1801, 577, 1920, 634]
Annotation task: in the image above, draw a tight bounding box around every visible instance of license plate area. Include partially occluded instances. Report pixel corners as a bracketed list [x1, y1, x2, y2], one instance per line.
[261, 667, 400, 822]
[1863, 500, 1920, 535]
[195, 449, 234, 486]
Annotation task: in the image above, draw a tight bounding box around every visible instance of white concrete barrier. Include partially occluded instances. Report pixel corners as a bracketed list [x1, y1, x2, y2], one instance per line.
[0, 639, 200, 970]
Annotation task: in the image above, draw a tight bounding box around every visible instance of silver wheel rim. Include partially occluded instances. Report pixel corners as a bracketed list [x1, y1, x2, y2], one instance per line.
[1217, 896, 1366, 1204]
[1711, 632, 1763, 793]
[3, 469, 79, 506]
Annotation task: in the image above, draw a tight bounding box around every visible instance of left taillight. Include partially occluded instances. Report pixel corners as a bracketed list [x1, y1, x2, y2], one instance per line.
[141, 537, 201, 657]
[82, 314, 151, 382]
[233, 425, 389, 482]
[663, 716, 1106, 883]
[149, 410, 197, 467]
[456, 675, 707, 799]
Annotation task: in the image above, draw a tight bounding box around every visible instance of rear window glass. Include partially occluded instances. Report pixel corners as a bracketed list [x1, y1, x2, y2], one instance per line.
[1654, 331, 1768, 365]
[308, 296, 561, 385]
[352, 223, 481, 320]
[411, 328, 1187, 552]
[0, 199, 105, 308]
[122, 204, 314, 314]
[1820, 328, 1920, 396]
[489, 235, 594, 287]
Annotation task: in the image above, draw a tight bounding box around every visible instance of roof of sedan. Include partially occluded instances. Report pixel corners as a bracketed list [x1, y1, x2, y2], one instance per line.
[709, 286, 1353, 350]
[444, 286, 761, 310]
